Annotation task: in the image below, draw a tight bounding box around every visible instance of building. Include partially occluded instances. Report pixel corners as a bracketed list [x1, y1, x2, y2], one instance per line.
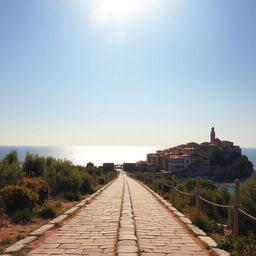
[136, 161, 157, 172]
[103, 163, 114, 172]
[167, 155, 191, 172]
[211, 127, 215, 142]
[123, 163, 137, 172]
[145, 127, 241, 173]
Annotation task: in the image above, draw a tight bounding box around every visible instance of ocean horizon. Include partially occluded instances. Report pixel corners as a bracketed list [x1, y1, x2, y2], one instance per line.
[0, 146, 255, 169]
[0, 146, 158, 167]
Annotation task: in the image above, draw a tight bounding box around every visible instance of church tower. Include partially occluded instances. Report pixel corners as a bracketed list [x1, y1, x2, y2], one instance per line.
[210, 127, 215, 142]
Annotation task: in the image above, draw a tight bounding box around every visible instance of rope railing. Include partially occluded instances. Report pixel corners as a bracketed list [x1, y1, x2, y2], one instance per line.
[163, 182, 172, 188]
[161, 175, 256, 237]
[238, 208, 256, 221]
[198, 195, 233, 208]
[173, 187, 196, 197]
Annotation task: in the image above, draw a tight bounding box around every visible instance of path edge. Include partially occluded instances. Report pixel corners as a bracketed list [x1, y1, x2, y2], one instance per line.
[3, 177, 118, 255]
[130, 177, 230, 256]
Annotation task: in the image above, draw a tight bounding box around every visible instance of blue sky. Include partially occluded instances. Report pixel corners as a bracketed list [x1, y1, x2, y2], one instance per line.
[0, 0, 255, 147]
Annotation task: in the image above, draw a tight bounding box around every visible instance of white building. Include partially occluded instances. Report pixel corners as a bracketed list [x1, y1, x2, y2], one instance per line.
[167, 155, 191, 172]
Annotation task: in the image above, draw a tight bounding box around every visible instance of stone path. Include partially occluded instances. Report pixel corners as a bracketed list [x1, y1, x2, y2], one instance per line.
[126, 176, 208, 256]
[28, 175, 124, 256]
[26, 172, 209, 256]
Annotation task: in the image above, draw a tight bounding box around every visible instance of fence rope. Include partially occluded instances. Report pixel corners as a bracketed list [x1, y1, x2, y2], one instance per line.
[163, 178, 256, 221]
[173, 187, 196, 196]
[238, 208, 256, 221]
[198, 196, 233, 208]
[163, 182, 197, 196]
[163, 182, 172, 188]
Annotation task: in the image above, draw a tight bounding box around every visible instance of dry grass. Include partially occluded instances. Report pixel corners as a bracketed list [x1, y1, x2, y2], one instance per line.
[0, 199, 77, 254]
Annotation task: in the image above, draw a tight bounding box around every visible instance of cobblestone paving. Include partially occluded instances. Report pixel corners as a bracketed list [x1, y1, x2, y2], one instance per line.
[28, 176, 124, 256]
[126, 176, 209, 256]
[27, 173, 209, 256]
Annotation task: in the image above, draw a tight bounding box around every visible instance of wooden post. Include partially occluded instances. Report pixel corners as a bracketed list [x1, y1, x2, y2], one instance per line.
[161, 172, 164, 194]
[196, 176, 200, 210]
[171, 175, 175, 203]
[233, 179, 240, 238]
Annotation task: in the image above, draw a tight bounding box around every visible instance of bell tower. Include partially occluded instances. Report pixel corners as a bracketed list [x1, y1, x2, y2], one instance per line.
[210, 127, 215, 142]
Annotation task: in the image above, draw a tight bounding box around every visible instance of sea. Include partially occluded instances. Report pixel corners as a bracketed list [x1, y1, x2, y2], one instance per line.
[0, 146, 255, 170]
[0, 146, 157, 167]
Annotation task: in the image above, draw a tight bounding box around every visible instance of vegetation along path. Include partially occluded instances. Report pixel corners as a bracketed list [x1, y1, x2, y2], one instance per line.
[27, 172, 209, 256]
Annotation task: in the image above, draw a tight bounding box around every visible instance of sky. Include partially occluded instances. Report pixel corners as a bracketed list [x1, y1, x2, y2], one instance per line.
[0, 0, 255, 147]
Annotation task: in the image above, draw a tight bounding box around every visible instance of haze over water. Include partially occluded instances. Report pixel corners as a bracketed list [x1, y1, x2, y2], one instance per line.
[0, 146, 157, 166]
[0, 146, 255, 169]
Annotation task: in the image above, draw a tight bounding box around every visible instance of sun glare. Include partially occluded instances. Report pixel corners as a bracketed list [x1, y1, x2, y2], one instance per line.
[88, 0, 159, 27]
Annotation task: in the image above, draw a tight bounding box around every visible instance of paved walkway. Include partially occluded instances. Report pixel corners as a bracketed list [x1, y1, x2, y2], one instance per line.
[27, 173, 209, 256]
[127, 176, 208, 256]
[29, 176, 124, 256]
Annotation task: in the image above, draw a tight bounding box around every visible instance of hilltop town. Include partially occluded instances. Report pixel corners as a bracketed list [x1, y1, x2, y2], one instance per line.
[132, 128, 254, 179]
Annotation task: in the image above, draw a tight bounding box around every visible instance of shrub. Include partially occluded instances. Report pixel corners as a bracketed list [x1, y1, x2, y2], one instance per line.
[1, 151, 19, 165]
[80, 174, 93, 194]
[22, 153, 46, 177]
[11, 209, 34, 224]
[239, 173, 256, 235]
[172, 193, 187, 212]
[86, 162, 94, 168]
[188, 208, 223, 234]
[0, 185, 38, 215]
[98, 178, 105, 185]
[63, 191, 81, 201]
[0, 163, 23, 189]
[218, 234, 256, 256]
[17, 177, 50, 204]
[45, 162, 82, 195]
[37, 205, 56, 219]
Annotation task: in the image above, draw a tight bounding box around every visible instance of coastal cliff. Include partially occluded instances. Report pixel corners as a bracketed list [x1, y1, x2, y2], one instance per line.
[146, 128, 254, 180]
[209, 151, 254, 179]
[174, 151, 254, 180]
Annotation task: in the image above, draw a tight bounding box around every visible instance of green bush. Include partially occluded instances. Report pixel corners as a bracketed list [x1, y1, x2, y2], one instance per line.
[172, 193, 187, 212]
[188, 208, 223, 234]
[22, 153, 46, 177]
[0, 163, 23, 189]
[63, 191, 81, 201]
[45, 161, 82, 195]
[98, 178, 105, 185]
[239, 173, 256, 235]
[17, 177, 50, 204]
[37, 205, 56, 219]
[218, 234, 256, 256]
[80, 174, 93, 194]
[1, 151, 19, 165]
[11, 209, 34, 224]
[0, 185, 38, 215]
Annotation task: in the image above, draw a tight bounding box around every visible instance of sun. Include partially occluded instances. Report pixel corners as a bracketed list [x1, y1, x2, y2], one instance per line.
[88, 0, 158, 27]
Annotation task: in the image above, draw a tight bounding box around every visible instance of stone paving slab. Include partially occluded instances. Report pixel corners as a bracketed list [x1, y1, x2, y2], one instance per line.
[6, 236, 38, 253]
[49, 214, 68, 224]
[187, 224, 207, 236]
[126, 176, 209, 256]
[198, 236, 217, 248]
[16, 172, 224, 256]
[210, 248, 230, 256]
[30, 224, 55, 236]
[63, 206, 80, 215]
[116, 175, 139, 256]
[28, 176, 124, 256]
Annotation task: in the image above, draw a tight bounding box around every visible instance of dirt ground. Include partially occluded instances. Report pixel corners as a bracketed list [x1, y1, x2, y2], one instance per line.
[0, 200, 77, 254]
